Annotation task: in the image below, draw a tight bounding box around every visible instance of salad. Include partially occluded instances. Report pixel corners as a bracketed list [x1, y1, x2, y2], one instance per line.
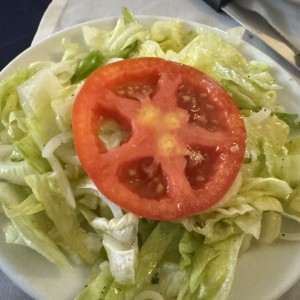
[1, 8, 300, 300]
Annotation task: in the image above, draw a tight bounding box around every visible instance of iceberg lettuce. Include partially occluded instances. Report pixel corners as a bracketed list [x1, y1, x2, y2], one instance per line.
[0, 182, 69, 267]
[91, 213, 139, 285]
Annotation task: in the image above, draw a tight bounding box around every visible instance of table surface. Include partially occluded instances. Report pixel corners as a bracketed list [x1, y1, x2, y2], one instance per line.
[0, 0, 300, 299]
[0, 0, 52, 71]
[0, 3, 52, 299]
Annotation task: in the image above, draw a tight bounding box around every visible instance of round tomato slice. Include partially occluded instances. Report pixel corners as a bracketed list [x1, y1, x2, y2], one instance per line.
[72, 57, 246, 220]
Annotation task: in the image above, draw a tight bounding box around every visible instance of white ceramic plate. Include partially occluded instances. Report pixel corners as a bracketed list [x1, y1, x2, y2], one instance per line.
[1, 16, 300, 300]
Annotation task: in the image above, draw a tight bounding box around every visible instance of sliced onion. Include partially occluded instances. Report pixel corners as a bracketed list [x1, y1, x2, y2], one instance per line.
[98, 191, 123, 218]
[247, 107, 271, 124]
[42, 131, 74, 158]
[55, 146, 81, 165]
[47, 155, 76, 208]
[74, 178, 123, 218]
[135, 290, 164, 300]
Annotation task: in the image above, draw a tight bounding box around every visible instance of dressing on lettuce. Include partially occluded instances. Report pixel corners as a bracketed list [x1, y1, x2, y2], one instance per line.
[0, 7, 300, 300]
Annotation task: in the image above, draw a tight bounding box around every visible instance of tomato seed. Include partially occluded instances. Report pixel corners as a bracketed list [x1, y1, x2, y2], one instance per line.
[115, 84, 153, 101]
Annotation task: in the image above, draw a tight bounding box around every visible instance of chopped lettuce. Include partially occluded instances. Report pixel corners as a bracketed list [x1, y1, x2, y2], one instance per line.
[83, 10, 148, 53]
[178, 234, 245, 300]
[0, 145, 38, 185]
[75, 261, 113, 300]
[103, 221, 183, 299]
[25, 173, 101, 264]
[0, 8, 300, 300]
[0, 182, 70, 267]
[91, 213, 139, 285]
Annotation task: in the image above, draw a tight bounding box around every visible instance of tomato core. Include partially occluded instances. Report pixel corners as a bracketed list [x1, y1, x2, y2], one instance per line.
[72, 57, 246, 220]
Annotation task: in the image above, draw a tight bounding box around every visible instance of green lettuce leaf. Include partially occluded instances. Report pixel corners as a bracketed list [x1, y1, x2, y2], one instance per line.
[178, 234, 245, 300]
[0, 182, 69, 267]
[25, 172, 101, 264]
[75, 261, 113, 300]
[82, 8, 148, 53]
[0, 145, 38, 185]
[104, 222, 183, 299]
[91, 213, 139, 285]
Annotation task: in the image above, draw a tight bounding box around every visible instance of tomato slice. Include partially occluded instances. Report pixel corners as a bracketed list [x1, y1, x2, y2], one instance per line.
[72, 57, 246, 220]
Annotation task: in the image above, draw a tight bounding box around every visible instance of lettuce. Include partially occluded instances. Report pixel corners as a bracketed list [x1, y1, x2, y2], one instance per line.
[0, 182, 70, 267]
[83, 9, 148, 53]
[0, 145, 38, 184]
[103, 222, 183, 299]
[91, 213, 139, 285]
[178, 234, 245, 300]
[75, 261, 113, 300]
[25, 173, 101, 264]
[135, 25, 281, 112]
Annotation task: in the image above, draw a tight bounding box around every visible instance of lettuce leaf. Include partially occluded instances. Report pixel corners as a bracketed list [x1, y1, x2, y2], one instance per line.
[178, 234, 245, 300]
[91, 213, 139, 285]
[25, 173, 101, 264]
[0, 182, 70, 267]
[75, 261, 113, 300]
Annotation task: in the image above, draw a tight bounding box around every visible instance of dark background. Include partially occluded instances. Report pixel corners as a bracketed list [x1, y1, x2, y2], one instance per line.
[0, 0, 52, 70]
[0, 1, 50, 298]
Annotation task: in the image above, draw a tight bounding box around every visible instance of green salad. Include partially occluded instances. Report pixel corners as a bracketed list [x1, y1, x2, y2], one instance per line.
[1, 8, 300, 300]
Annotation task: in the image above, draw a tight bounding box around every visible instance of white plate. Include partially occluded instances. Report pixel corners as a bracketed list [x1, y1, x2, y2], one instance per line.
[1, 16, 300, 300]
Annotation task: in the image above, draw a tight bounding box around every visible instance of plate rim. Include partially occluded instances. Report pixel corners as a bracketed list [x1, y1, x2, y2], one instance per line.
[0, 14, 300, 300]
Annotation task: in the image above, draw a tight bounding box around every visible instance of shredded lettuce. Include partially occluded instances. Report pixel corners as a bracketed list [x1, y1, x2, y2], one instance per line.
[178, 233, 245, 300]
[0, 182, 70, 267]
[75, 261, 113, 300]
[91, 213, 139, 285]
[0, 8, 300, 300]
[25, 173, 101, 264]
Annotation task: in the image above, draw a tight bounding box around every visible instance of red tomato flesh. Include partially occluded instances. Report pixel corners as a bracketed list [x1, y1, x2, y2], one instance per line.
[72, 57, 246, 220]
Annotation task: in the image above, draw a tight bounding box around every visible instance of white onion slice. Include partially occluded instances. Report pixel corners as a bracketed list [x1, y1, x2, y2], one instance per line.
[74, 178, 123, 218]
[42, 131, 73, 158]
[247, 107, 271, 124]
[135, 290, 164, 300]
[47, 155, 76, 208]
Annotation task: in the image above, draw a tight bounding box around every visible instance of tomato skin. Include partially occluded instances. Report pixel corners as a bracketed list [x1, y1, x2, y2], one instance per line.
[72, 57, 246, 220]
